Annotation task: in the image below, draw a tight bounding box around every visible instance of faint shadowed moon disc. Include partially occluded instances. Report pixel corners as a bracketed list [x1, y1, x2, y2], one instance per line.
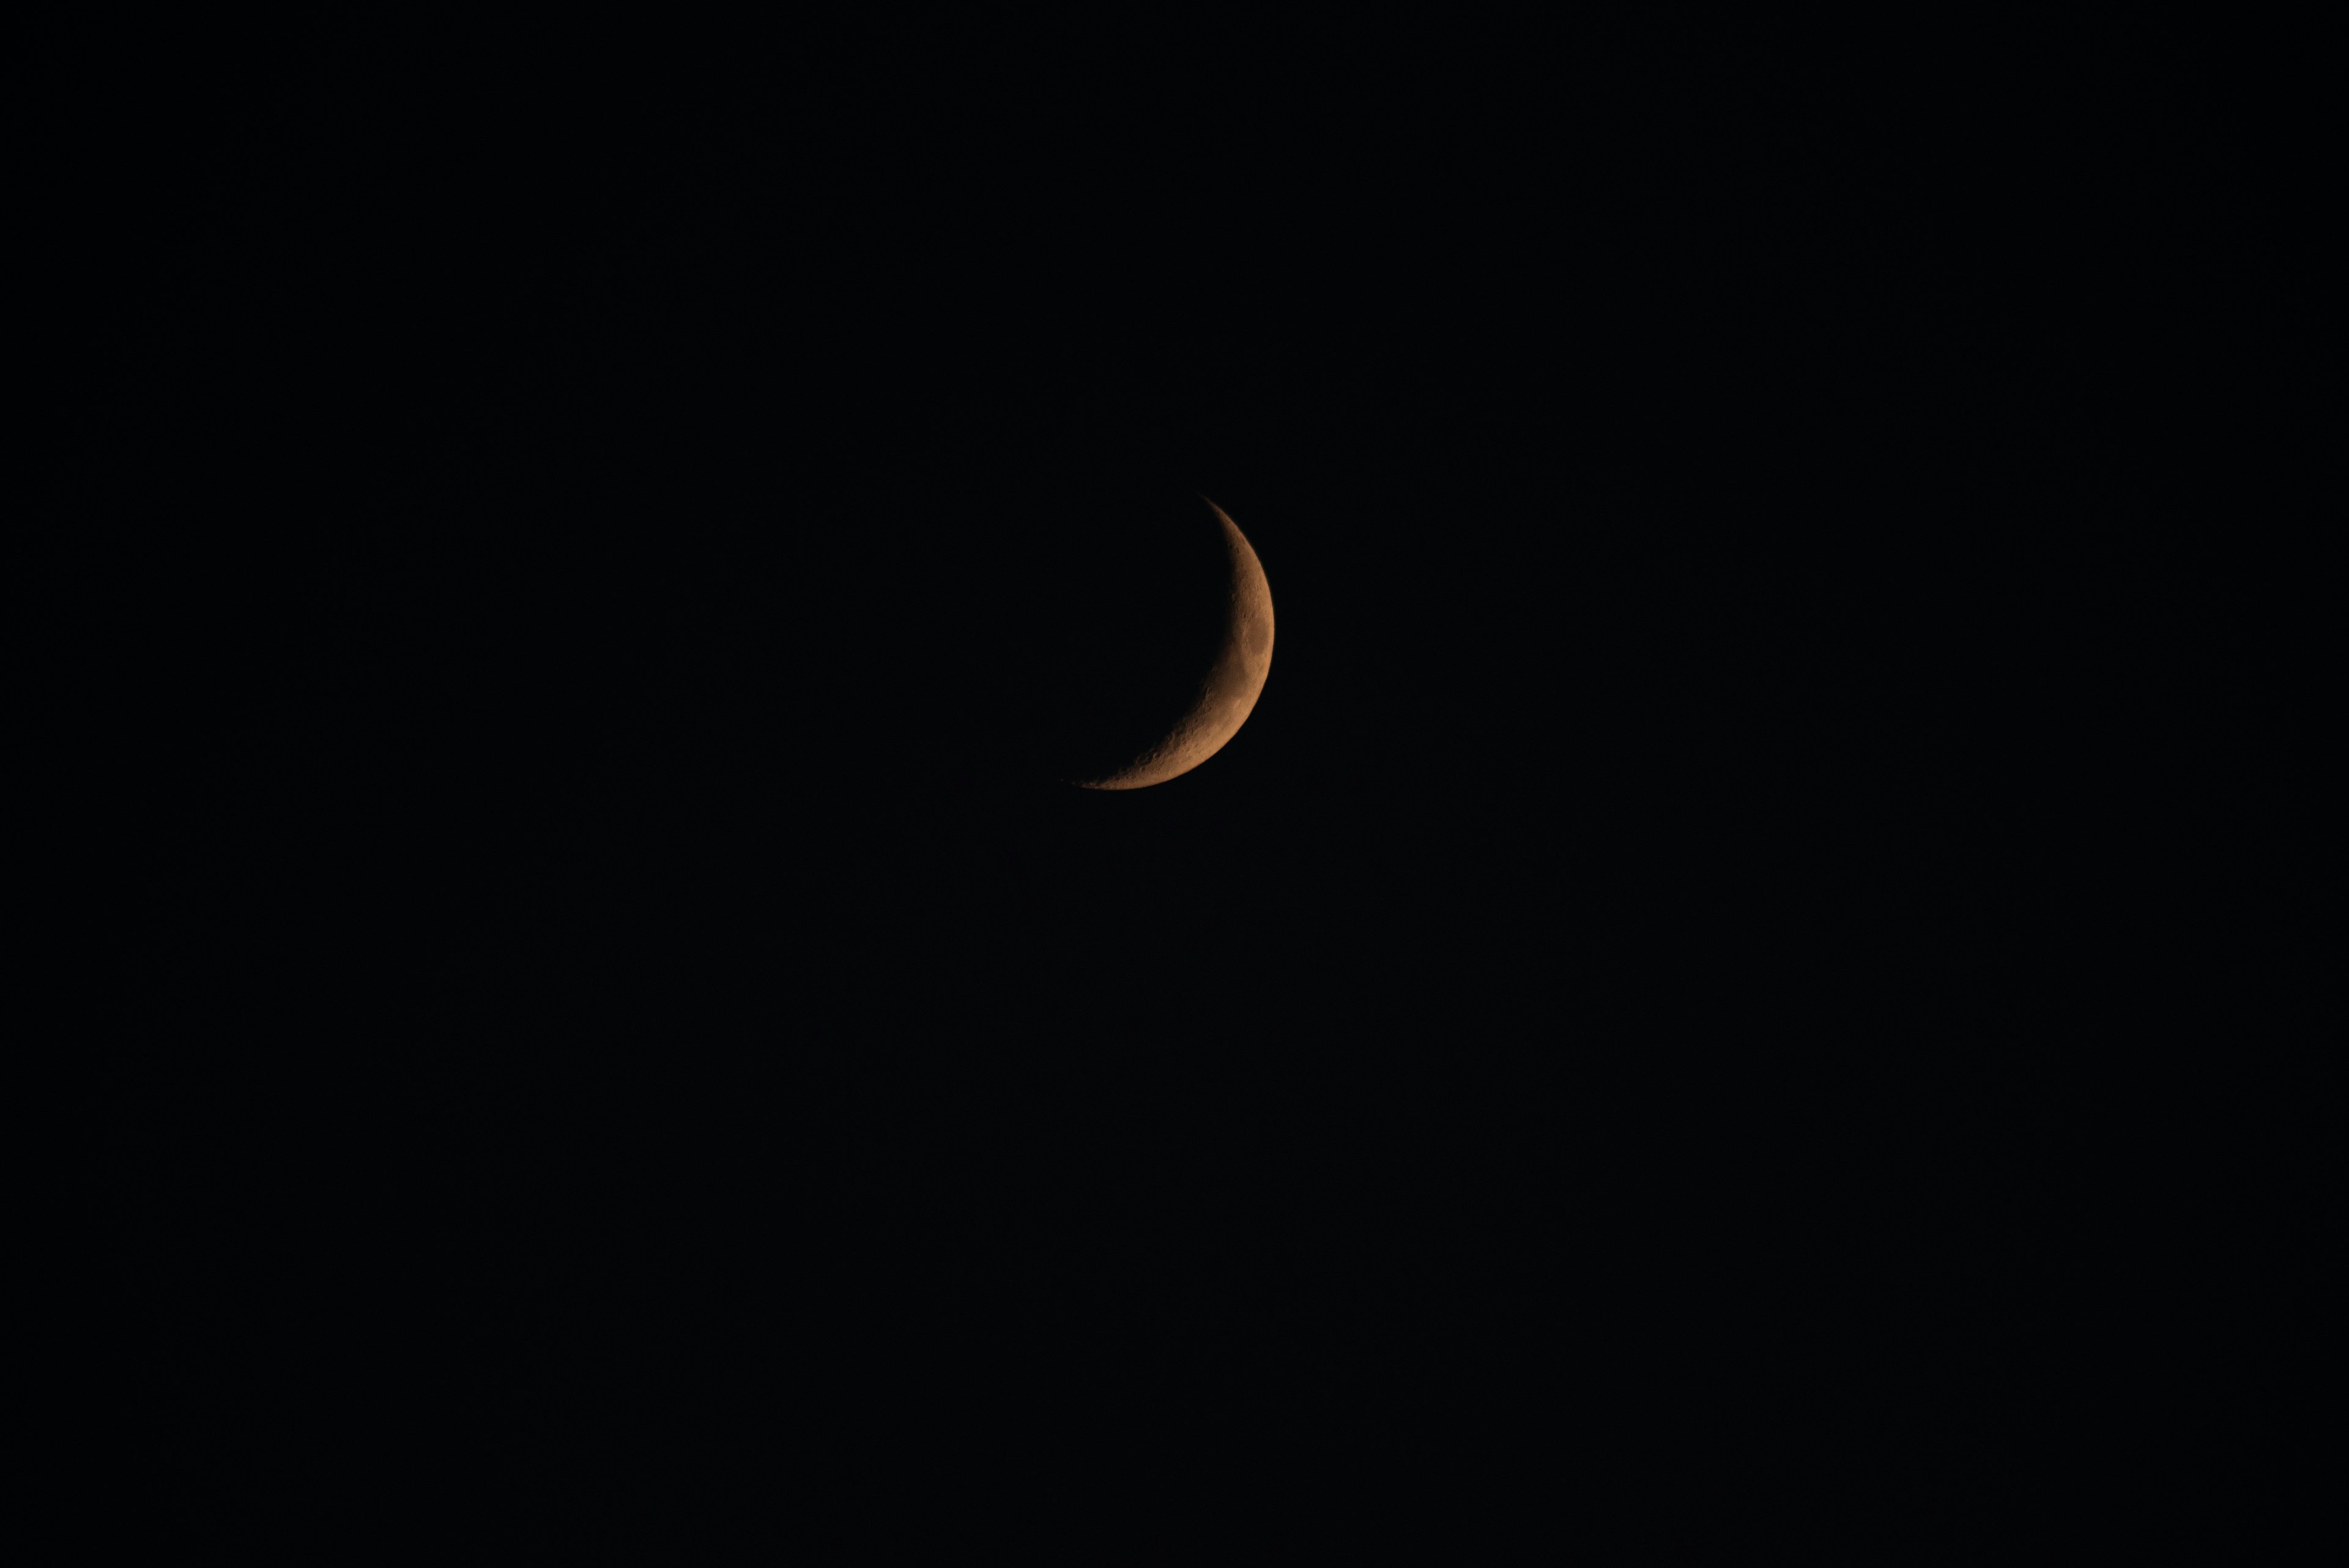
[1079, 499, 1274, 790]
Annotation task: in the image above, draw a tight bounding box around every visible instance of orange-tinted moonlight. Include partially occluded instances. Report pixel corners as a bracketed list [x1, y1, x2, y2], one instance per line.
[1080, 500, 1274, 790]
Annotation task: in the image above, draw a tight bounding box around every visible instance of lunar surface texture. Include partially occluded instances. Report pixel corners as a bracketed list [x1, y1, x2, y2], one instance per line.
[1078, 498, 1274, 790]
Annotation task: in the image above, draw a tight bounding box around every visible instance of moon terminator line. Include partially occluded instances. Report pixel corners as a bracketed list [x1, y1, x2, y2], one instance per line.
[1077, 498, 1274, 790]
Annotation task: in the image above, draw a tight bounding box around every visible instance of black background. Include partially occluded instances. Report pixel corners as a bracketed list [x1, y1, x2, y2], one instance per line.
[43, 16, 2309, 1534]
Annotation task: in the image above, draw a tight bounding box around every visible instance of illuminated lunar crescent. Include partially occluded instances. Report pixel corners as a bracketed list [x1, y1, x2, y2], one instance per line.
[1078, 499, 1274, 790]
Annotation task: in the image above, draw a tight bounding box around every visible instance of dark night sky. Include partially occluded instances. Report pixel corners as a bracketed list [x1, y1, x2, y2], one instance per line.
[48, 17, 2302, 1525]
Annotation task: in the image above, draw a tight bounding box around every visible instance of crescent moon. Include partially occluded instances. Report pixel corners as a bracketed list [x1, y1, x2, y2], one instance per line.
[1078, 500, 1275, 790]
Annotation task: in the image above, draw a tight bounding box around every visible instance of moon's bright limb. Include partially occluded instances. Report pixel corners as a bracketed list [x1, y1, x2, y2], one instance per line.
[1080, 500, 1274, 790]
